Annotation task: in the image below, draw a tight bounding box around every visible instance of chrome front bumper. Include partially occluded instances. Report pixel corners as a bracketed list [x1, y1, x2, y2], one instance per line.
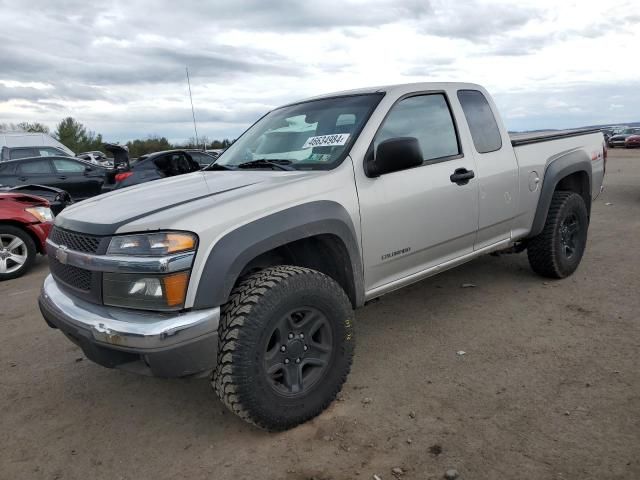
[39, 274, 220, 377]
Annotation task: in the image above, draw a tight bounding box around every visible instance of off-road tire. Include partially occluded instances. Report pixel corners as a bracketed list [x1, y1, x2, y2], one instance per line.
[527, 191, 588, 278]
[212, 265, 355, 431]
[0, 225, 36, 281]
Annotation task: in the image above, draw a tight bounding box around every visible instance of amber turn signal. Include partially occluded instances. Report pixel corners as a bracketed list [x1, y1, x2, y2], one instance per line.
[166, 233, 196, 254]
[162, 271, 190, 307]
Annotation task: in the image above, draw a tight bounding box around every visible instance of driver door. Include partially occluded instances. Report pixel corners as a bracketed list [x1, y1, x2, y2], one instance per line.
[355, 93, 479, 293]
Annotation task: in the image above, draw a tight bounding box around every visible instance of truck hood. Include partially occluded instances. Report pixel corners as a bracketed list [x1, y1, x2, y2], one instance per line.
[55, 170, 317, 235]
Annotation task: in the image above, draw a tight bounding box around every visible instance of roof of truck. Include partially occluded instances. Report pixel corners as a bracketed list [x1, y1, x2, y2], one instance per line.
[290, 82, 485, 105]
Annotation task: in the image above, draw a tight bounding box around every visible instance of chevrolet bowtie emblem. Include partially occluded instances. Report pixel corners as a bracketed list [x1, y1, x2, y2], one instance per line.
[55, 245, 69, 264]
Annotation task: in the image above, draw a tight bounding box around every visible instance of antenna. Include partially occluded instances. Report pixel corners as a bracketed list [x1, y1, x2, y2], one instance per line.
[185, 67, 201, 149]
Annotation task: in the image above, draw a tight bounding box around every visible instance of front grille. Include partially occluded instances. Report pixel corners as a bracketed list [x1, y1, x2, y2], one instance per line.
[50, 257, 92, 291]
[50, 227, 102, 254]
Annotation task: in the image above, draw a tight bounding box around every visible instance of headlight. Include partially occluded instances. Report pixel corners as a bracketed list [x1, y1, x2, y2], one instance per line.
[107, 231, 196, 256]
[25, 206, 54, 223]
[103, 271, 190, 311]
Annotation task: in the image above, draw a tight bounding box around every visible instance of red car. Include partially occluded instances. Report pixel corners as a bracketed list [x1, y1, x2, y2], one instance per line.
[625, 134, 640, 148]
[0, 192, 54, 280]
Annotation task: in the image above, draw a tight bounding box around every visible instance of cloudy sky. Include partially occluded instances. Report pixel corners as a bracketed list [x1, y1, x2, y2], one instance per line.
[1, 0, 639, 143]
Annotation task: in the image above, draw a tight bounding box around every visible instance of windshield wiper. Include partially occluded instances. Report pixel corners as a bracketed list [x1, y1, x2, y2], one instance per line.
[236, 159, 295, 171]
[205, 162, 236, 171]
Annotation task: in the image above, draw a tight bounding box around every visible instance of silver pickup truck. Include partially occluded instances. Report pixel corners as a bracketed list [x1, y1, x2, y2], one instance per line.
[39, 82, 606, 430]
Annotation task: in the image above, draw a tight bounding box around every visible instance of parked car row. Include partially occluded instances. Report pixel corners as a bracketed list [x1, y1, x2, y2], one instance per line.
[0, 147, 221, 200]
[605, 126, 640, 148]
[0, 132, 221, 282]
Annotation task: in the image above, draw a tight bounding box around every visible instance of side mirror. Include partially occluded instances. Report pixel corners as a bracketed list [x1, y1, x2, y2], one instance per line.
[366, 137, 423, 177]
[84, 165, 93, 173]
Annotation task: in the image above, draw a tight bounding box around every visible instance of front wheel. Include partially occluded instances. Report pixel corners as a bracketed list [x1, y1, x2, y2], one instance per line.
[212, 265, 354, 431]
[527, 191, 588, 278]
[0, 225, 36, 281]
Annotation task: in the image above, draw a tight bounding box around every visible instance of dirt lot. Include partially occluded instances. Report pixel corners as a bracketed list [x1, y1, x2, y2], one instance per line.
[1, 149, 639, 480]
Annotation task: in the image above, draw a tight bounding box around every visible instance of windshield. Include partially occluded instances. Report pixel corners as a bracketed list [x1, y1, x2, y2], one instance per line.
[208, 94, 383, 171]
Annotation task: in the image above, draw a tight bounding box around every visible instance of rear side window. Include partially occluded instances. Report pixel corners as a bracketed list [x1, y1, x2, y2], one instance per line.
[457, 90, 502, 153]
[38, 147, 67, 157]
[375, 94, 460, 162]
[18, 160, 53, 174]
[53, 159, 86, 173]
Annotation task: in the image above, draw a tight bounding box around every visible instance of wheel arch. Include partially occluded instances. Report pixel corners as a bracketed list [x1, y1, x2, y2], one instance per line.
[529, 150, 592, 238]
[192, 201, 364, 309]
[0, 221, 41, 253]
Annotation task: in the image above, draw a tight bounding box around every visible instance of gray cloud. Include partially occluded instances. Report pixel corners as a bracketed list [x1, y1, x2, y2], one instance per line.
[1, 40, 300, 87]
[0, 0, 638, 142]
[487, 34, 556, 56]
[404, 58, 458, 77]
[154, 0, 434, 31]
[420, 2, 542, 40]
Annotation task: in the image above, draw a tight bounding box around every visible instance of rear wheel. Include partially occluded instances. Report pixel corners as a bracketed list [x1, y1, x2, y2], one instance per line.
[527, 191, 588, 278]
[212, 265, 354, 431]
[0, 225, 36, 281]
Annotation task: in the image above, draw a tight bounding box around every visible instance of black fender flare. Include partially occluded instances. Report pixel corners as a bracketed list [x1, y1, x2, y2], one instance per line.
[529, 150, 592, 238]
[192, 201, 364, 309]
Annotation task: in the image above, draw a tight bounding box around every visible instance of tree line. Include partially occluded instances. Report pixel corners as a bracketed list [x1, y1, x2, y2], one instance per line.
[1, 118, 233, 158]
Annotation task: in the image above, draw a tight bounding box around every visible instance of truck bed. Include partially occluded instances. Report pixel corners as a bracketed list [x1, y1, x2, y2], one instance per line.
[509, 128, 602, 146]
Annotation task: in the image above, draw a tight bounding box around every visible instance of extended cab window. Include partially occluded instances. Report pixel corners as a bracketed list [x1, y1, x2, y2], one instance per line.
[374, 94, 460, 163]
[18, 159, 53, 174]
[457, 90, 502, 153]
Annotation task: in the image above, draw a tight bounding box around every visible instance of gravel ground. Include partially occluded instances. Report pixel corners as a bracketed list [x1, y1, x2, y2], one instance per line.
[1, 149, 639, 480]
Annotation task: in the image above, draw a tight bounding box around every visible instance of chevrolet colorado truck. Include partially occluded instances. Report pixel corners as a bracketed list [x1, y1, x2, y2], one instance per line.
[39, 82, 606, 431]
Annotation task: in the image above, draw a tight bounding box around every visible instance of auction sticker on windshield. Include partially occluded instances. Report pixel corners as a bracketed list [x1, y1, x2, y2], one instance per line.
[302, 134, 350, 149]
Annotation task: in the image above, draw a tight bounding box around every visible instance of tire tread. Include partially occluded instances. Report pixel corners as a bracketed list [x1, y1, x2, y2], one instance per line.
[527, 191, 586, 278]
[211, 265, 353, 430]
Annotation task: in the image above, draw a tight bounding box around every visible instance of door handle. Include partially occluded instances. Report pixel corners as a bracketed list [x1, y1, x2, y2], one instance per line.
[450, 168, 475, 186]
[58, 175, 67, 180]
[18, 176, 28, 181]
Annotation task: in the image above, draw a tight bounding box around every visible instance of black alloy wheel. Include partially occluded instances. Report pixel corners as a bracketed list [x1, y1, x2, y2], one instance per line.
[559, 213, 580, 260]
[264, 307, 334, 396]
